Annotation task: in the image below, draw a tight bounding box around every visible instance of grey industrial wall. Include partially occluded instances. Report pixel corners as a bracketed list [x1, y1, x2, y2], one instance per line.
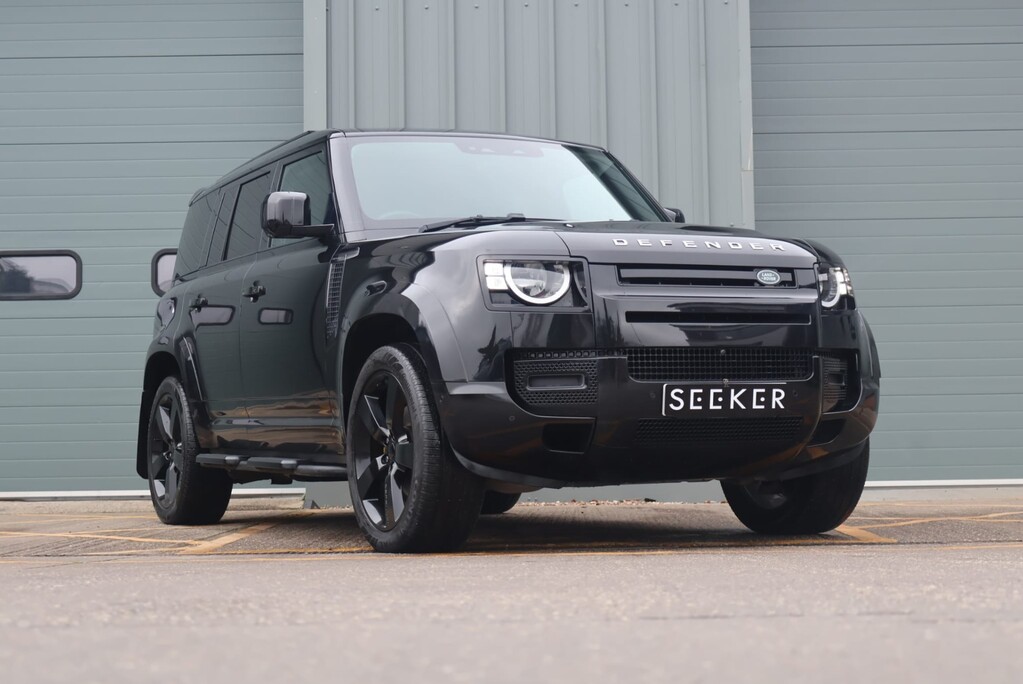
[0, 0, 303, 491]
[327, 0, 755, 228]
[750, 2, 1023, 480]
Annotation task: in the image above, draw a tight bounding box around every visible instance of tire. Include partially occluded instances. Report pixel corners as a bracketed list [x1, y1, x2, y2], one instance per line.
[722, 440, 870, 535]
[146, 376, 233, 525]
[346, 344, 484, 553]
[480, 491, 521, 515]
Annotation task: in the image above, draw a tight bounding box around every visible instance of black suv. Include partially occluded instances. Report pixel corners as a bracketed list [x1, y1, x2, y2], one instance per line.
[138, 130, 880, 552]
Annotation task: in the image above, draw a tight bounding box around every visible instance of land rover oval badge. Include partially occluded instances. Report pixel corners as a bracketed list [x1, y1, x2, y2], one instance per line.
[756, 269, 782, 286]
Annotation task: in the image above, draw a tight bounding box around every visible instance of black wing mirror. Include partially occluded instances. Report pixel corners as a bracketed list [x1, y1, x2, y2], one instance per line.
[665, 207, 686, 224]
[262, 191, 334, 239]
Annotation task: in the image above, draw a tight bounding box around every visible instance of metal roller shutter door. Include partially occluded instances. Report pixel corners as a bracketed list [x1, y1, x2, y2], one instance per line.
[751, 1, 1023, 481]
[0, 0, 303, 492]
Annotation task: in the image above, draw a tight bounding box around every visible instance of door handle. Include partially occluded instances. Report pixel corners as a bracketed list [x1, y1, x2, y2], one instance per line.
[243, 284, 266, 302]
[189, 296, 207, 312]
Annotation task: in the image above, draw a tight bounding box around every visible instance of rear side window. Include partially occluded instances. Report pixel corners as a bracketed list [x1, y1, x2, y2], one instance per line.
[206, 188, 233, 266]
[225, 173, 271, 261]
[0, 251, 82, 300]
[175, 192, 217, 276]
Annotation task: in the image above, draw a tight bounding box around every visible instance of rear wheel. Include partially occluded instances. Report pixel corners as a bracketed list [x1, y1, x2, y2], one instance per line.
[722, 440, 869, 535]
[147, 376, 232, 525]
[346, 344, 484, 553]
[480, 491, 521, 515]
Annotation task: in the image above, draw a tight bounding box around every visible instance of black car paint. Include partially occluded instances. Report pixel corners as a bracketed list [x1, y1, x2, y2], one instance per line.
[138, 130, 879, 489]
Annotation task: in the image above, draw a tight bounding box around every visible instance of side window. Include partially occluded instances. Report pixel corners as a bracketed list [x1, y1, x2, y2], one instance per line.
[274, 151, 333, 245]
[0, 251, 82, 300]
[225, 173, 271, 262]
[175, 192, 216, 276]
[205, 188, 233, 266]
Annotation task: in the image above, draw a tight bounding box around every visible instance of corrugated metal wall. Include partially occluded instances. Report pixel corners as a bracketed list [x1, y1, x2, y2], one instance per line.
[0, 0, 303, 491]
[751, 1, 1023, 479]
[327, 0, 754, 228]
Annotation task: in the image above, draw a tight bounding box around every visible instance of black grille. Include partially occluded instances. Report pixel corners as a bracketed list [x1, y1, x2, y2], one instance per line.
[634, 417, 804, 445]
[511, 353, 599, 407]
[625, 347, 813, 382]
[822, 351, 856, 412]
[618, 265, 796, 288]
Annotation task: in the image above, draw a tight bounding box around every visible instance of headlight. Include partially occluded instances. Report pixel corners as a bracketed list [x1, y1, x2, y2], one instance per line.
[818, 266, 853, 309]
[483, 260, 572, 305]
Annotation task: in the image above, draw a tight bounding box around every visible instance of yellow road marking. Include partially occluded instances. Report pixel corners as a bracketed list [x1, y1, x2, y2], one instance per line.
[857, 511, 1023, 530]
[178, 521, 283, 555]
[835, 524, 897, 544]
[0, 530, 203, 545]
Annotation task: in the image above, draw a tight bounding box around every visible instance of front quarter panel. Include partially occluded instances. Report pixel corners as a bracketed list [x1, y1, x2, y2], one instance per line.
[339, 229, 574, 386]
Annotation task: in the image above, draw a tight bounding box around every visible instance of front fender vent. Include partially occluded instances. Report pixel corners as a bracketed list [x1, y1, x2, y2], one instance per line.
[325, 258, 345, 339]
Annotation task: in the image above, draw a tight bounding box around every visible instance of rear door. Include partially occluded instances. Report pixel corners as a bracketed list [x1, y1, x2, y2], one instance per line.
[238, 147, 339, 454]
[187, 172, 266, 437]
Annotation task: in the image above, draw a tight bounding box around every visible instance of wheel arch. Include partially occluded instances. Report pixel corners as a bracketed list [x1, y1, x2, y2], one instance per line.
[338, 283, 467, 416]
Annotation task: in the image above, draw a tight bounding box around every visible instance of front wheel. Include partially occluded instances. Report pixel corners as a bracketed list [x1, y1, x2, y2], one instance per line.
[722, 440, 869, 535]
[346, 344, 484, 553]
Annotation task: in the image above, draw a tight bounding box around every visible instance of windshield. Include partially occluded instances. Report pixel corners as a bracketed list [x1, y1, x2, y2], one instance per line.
[335, 135, 665, 234]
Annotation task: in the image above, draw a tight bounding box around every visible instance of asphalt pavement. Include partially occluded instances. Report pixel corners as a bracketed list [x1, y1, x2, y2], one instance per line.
[1, 496, 1021, 683]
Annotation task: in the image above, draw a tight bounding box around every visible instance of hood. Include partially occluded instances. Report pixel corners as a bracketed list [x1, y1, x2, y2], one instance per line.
[552, 221, 819, 269]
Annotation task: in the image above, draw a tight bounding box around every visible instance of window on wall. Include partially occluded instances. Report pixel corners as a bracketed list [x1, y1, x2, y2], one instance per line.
[152, 249, 177, 295]
[0, 251, 82, 300]
[225, 172, 272, 261]
[274, 151, 334, 246]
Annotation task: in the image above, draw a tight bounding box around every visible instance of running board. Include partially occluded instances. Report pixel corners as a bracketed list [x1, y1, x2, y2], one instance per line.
[196, 454, 347, 481]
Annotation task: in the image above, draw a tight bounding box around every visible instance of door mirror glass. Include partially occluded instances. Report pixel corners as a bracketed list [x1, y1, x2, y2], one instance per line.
[262, 191, 333, 240]
[152, 250, 177, 295]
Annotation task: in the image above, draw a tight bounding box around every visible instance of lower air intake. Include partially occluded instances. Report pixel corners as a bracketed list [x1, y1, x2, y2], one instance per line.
[634, 417, 804, 445]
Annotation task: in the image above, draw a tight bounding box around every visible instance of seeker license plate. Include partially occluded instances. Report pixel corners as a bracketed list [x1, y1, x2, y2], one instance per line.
[662, 385, 788, 416]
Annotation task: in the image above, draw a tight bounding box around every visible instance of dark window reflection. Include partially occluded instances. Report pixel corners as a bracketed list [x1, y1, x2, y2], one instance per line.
[259, 308, 294, 325]
[0, 253, 81, 300]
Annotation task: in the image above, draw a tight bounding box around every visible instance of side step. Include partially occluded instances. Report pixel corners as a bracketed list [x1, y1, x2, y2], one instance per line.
[196, 454, 347, 481]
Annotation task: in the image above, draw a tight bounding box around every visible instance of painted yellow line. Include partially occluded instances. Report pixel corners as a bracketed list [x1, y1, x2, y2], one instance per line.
[859, 512, 1023, 530]
[0, 530, 203, 545]
[835, 524, 897, 544]
[177, 522, 281, 555]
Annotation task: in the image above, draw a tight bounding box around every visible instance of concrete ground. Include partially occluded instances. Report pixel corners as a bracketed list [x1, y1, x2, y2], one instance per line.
[2, 496, 1022, 683]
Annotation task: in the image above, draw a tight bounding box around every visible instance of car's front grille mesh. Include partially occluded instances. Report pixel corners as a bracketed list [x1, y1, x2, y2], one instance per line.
[508, 349, 858, 413]
[624, 347, 813, 382]
[511, 354, 599, 407]
[634, 417, 805, 445]
[822, 351, 856, 412]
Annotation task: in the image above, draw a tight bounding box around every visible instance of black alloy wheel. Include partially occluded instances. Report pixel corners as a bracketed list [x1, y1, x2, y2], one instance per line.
[146, 376, 232, 525]
[347, 344, 484, 553]
[721, 440, 870, 535]
[350, 371, 415, 530]
[149, 387, 185, 507]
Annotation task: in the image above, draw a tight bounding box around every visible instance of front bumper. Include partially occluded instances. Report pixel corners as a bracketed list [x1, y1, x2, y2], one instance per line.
[438, 350, 878, 488]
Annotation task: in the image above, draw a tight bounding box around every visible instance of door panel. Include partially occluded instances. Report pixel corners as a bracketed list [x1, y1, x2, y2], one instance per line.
[238, 240, 337, 453]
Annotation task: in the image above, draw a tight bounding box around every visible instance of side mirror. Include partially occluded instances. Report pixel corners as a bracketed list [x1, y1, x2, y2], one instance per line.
[261, 191, 334, 239]
[665, 207, 686, 224]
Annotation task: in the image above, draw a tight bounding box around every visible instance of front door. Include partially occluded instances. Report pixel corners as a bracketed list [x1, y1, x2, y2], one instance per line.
[238, 148, 340, 455]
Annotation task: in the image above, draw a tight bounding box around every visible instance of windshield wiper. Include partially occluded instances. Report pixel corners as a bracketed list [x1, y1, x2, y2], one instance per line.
[419, 213, 560, 233]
